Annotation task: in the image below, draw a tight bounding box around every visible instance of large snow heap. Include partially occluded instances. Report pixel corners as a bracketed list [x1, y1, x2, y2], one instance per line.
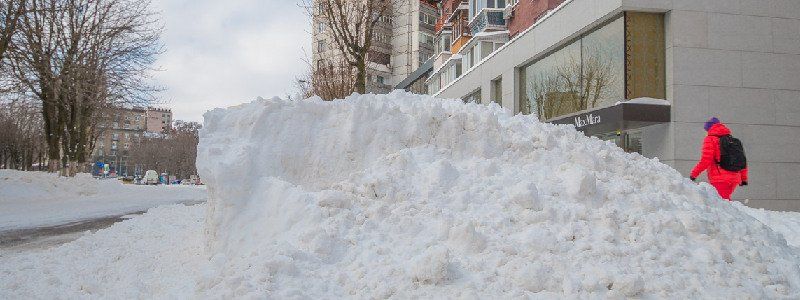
[197, 91, 800, 298]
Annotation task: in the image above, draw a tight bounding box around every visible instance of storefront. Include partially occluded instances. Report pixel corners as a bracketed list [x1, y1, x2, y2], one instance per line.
[517, 12, 666, 153]
[548, 100, 671, 154]
[433, 0, 800, 210]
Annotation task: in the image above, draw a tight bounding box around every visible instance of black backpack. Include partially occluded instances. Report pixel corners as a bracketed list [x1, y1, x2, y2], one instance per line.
[718, 135, 747, 171]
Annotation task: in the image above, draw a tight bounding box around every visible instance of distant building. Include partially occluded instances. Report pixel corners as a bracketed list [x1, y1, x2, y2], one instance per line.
[92, 106, 173, 176]
[146, 107, 172, 133]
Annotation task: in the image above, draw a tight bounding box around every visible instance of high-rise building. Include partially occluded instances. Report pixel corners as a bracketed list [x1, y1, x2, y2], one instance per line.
[311, 0, 439, 94]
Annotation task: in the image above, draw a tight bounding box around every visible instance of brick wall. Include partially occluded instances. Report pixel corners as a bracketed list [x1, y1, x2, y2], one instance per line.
[508, 0, 565, 38]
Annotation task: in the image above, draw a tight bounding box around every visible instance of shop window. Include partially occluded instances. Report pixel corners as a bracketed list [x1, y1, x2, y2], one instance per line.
[520, 13, 664, 119]
[521, 16, 625, 119]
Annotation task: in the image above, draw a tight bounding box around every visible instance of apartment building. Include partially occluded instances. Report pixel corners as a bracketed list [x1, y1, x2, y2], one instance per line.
[311, 0, 439, 93]
[422, 0, 800, 211]
[146, 108, 173, 133]
[93, 106, 173, 176]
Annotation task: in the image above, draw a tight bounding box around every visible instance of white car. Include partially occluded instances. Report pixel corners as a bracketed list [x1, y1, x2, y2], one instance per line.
[144, 170, 159, 185]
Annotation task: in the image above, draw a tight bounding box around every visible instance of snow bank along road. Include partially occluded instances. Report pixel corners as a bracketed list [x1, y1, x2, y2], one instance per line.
[0, 170, 207, 231]
[2, 92, 800, 298]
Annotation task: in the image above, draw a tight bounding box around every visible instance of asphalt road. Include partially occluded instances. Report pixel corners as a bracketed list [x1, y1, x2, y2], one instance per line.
[0, 212, 143, 253]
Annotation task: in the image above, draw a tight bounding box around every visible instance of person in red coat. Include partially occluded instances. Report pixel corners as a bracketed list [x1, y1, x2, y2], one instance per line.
[690, 117, 749, 200]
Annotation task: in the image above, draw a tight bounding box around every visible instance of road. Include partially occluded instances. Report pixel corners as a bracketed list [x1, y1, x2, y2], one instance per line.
[0, 212, 144, 253]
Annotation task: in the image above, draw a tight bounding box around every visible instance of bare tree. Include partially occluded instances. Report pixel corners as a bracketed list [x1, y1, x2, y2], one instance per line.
[303, 0, 394, 94]
[128, 120, 200, 179]
[0, 0, 24, 63]
[0, 98, 46, 170]
[296, 58, 357, 100]
[8, 0, 162, 176]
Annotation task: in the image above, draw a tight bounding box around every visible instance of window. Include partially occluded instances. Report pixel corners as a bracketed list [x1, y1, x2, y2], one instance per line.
[124, 133, 130, 139]
[372, 32, 390, 44]
[419, 51, 433, 63]
[111, 141, 118, 150]
[437, 33, 452, 53]
[376, 76, 385, 85]
[419, 32, 435, 47]
[472, 0, 506, 18]
[463, 89, 482, 103]
[317, 22, 325, 33]
[419, 13, 436, 26]
[112, 133, 119, 140]
[491, 77, 503, 104]
[521, 16, 625, 119]
[318, 40, 326, 52]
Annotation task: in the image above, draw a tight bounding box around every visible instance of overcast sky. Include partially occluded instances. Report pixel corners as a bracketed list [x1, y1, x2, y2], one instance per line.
[151, 0, 311, 122]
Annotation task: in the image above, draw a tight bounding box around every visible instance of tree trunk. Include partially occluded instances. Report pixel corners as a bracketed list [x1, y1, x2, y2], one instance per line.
[355, 59, 367, 94]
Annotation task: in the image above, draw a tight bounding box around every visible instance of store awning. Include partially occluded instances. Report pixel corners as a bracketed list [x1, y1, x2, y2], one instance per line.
[547, 100, 671, 136]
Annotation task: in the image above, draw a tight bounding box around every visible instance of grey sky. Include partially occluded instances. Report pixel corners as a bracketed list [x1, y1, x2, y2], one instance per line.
[151, 0, 311, 122]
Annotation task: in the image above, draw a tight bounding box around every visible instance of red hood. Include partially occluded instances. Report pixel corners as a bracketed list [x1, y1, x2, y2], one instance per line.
[707, 123, 731, 136]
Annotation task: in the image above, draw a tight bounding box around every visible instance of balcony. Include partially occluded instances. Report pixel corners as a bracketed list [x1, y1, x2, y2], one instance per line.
[469, 8, 506, 35]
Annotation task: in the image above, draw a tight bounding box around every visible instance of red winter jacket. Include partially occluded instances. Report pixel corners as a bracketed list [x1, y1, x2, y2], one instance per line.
[690, 123, 748, 184]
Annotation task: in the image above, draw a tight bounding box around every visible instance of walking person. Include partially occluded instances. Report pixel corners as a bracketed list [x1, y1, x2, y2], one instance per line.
[690, 117, 748, 201]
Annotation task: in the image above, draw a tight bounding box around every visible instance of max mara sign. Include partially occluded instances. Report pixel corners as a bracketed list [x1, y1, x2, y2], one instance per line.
[548, 102, 670, 136]
[573, 113, 601, 128]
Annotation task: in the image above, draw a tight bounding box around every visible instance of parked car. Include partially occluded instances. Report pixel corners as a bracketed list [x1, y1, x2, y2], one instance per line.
[144, 170, 159, 185]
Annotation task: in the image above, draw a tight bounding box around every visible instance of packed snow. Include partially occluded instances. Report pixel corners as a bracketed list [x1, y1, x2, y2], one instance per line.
[0, 170, 206, 230]
[1, 92, 799, 298]
[1, 204, 207, 298]
[196, 92, 800, 298]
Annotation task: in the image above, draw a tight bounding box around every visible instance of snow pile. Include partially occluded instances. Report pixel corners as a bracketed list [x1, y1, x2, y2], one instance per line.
[0, 204, 207, 298]
[739, 207, 800, 249]
[197, 91, 800, 298]
[0, 170, 206, 230]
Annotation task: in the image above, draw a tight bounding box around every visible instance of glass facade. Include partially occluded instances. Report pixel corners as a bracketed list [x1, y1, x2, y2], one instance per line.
[521, 16, 625, 120]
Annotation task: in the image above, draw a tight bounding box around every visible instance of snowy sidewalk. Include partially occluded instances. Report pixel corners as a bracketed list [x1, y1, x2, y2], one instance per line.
[0, 170, 207, 231]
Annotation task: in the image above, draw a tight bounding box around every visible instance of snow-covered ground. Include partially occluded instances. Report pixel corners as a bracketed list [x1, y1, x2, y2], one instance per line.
[0, 170, 207, 230]
[2, 92, 800, 298]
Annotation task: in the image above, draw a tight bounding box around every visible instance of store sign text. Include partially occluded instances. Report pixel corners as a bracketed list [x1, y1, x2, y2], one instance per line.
[574, 113, 601, 128]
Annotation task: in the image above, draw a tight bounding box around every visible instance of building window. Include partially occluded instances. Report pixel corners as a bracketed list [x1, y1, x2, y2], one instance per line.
[317, 22, 324, 33]
[463, 89, 482, 103]
[376, 75, 385, 85]
[318, 40, 326, 52]
[419, 13, 436, 26]
[419, 32, 435, 47]
[472, 0, 507, 19]
[521, 16, 625, 120]
[437, 33, 452, 53]
[491, 77, 503, 104]
[372, 32, 390, 44]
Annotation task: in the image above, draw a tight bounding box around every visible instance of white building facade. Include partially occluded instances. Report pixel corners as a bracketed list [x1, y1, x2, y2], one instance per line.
[432, 0, 800, 211]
